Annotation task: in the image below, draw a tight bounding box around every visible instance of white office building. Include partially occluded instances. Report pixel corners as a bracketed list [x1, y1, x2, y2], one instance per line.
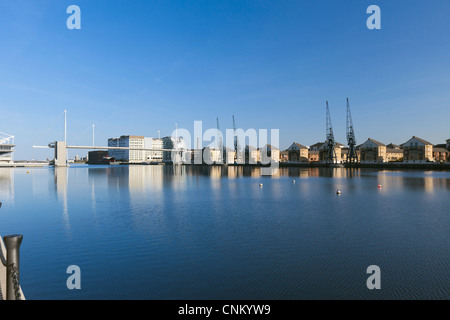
[108, 135, 164, 163]
[162, 136, 187, 163]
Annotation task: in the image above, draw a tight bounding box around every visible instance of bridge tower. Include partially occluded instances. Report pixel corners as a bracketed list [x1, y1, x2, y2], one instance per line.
[54, 141, 68, 167]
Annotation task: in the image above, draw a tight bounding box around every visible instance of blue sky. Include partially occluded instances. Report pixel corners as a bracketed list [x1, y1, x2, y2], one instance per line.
[1, 0, 449, 159]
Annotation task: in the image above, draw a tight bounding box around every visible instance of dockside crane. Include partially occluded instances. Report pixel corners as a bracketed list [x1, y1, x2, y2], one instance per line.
[232, 115, 241, 163]
[216, 117, 223, 163]
[346, 98, 358, 163]
[325, 101, 337, 163]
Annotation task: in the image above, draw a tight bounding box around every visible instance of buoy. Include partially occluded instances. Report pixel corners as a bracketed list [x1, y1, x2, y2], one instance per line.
[378, 185, 382, 188]
[292, 179, 295, 183]
[259, 183, 263, 187]
[336, 190, 341, 195]
[27, 171, 29, 174]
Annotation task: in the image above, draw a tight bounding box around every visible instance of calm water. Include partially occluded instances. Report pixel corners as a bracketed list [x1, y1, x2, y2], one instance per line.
[0, 165, 449, 300]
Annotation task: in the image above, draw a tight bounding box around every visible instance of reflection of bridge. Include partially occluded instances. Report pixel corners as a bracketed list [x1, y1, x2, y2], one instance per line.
[33, 141, 181, 167]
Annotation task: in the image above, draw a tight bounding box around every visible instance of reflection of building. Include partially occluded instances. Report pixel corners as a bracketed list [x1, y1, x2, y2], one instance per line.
[108, 135, 163, 163]
[0, 168, 14, 201]
[0, 132, 14, 163]
[400, 136, 434, 162]
[286, 142, 309, 162]
[359, 138, 387, 162]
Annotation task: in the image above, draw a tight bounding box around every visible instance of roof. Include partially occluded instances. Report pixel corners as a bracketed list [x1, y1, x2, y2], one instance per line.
[386, 143, 400, 149]
[400, 136, 433, 146]
[288, 142, 308, 150]
[386, 148, 403, 153]
[319, 142, 345, 149]
[363, 138, 386, 147]
[433, 147, 449, 153]
[309, 142, 324, 148]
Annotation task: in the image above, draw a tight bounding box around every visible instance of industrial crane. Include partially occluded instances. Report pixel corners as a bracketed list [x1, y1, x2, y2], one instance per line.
[346, 98, 358, 163]
[232, 115, 241, 163]
[216, 117, 223, 163]
[325, 101, 337, 163]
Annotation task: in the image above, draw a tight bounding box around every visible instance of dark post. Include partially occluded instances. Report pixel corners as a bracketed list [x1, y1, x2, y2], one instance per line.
[3, 234, 23, 300]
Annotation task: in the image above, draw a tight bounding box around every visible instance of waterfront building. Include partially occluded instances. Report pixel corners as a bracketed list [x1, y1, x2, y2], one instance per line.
[88, 150, 109, 164]
[447, 139, 450, 150]
[187, 149, 202, 164]
[359, 138, 387, 163]
[318, 142, 344, 163]
[162, 136, 187, 163]
[223, 147, 235, 164]
[400, 136, 434, 162]
[202, 147, 223, 164]
[244, 145, 259, 164]
[386, 143, 400, 149]
[308, 142, 324, 163]
[260, 144, 280, 163]
[340, 147, 361, 163]
[385, 143, 403, 162]
[108, 135, 164, 163]
[309, 142, 323, 152]
[0, 132, 14, 163]
[308, 150, 319, 162]
[144, 137, 163, 162]
[280, 150, 289, 162]
[433, 147, 449, 162]
[286, 142, 309, 162]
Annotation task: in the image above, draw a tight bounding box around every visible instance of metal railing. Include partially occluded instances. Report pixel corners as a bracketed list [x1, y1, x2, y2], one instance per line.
[0, 202, 24, 300]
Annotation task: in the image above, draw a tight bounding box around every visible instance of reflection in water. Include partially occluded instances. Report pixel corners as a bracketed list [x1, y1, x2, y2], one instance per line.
[54, 167, 71, 239]
[44, 166, 450, 198]
[3, 164, 449, 300]
[0, 168, 14, 204]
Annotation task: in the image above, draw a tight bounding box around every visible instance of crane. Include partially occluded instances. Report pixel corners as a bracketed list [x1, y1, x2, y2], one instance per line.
[346, 98, 358, 163]
[216, 117, 223, 163]
[325, 101, 337, 163]
[232, 115, 241, 163]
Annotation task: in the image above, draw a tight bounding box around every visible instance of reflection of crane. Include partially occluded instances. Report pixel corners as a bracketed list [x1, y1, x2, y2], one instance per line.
[346, 98, 358, 163]
[216, 117, 223, 163]
[325, 101, 337, 163]
[232, 115, 241, 163]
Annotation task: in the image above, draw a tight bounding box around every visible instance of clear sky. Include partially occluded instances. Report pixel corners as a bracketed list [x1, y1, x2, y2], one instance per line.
[1, 0, 449, 160]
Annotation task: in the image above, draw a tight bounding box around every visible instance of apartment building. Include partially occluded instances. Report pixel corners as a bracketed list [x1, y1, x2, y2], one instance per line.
[400, 136, 434, 162]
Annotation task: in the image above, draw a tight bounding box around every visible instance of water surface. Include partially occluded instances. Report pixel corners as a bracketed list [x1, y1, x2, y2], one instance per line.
[0, 165, 449, 299]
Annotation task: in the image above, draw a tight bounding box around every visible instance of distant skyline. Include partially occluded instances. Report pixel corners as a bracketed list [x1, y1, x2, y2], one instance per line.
[1, 0, 450, 160]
